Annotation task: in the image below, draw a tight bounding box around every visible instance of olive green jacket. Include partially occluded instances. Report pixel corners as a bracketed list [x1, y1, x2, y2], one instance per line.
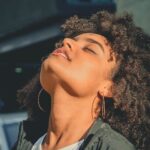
[12, 118, 135, 150]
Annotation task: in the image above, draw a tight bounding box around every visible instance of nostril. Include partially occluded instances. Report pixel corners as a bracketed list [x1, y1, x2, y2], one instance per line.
[67, 43, 71, 49]
[63, 38, 73, 50]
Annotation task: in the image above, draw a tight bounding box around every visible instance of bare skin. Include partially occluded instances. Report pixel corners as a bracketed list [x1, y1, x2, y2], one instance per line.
[40, 33, 117, 149]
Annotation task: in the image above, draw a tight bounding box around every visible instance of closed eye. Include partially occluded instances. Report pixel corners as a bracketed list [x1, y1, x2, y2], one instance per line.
[83, 47, 96, 54]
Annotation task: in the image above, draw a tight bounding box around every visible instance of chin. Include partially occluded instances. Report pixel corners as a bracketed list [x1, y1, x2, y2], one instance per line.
[41, 57, 53, 73]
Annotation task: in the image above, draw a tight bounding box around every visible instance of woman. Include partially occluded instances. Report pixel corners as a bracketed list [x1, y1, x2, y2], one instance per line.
[13, 11, 150, 150]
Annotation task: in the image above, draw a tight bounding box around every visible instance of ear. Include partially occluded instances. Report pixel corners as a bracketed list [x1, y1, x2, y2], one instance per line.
[98, 80, 113, 98]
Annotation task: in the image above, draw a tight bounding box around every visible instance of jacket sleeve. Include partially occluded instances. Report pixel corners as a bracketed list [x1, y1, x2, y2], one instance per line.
[11, 121, 33, 150]
[11, 122, 23, 150]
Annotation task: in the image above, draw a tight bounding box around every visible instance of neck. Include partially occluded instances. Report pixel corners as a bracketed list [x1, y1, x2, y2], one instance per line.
[42, 85, 100, 150]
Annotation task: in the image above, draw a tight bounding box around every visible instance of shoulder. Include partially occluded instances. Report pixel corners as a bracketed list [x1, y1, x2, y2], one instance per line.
[80, 118, 136, 150]
[12, 119, 46, 150]
[12, 121, 33, 150]
[93, 122, 136, 150]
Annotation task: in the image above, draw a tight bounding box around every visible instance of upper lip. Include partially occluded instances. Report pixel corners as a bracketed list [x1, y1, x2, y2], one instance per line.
[52, 47, 71, 61]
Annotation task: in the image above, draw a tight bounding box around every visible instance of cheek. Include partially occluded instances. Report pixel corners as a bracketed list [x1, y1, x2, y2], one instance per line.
[68, 61, 102, 96]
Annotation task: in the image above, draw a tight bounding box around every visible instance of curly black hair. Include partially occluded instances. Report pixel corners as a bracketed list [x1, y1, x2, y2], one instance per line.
[17, 11, 150, 150]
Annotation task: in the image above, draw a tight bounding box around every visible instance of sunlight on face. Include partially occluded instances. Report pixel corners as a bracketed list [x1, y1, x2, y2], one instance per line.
[40, 33, 117, 97]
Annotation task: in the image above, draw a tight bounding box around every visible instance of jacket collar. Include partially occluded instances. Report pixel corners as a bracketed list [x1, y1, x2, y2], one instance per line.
[79, 117, 106, 149]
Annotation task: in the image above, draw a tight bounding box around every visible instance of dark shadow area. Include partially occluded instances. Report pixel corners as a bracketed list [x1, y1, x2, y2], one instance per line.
[0, 0, 116, 113]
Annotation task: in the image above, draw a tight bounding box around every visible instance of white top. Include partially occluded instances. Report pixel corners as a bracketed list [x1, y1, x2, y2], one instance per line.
[31, 134, 84, 150]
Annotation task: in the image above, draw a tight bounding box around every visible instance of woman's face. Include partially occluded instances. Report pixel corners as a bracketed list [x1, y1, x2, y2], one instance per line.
[40, 33, 117, 97]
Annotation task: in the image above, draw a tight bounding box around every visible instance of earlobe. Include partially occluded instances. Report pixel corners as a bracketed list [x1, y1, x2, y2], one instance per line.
[98, 80, 113, 98]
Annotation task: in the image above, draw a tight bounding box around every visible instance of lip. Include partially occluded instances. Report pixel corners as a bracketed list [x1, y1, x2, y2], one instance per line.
[51, 48, 71, 61]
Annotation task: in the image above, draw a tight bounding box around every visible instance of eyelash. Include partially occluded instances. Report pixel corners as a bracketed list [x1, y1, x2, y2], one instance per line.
[83, 47, 96, 54]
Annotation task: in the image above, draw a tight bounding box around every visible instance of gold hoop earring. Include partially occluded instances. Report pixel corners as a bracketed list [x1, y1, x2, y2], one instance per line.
[38, 88, 46, 112]
[101, 94, 106, 119]
[91, 95, 97, 120]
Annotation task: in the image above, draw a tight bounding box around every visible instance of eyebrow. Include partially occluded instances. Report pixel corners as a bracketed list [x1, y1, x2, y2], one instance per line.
[73, 37, 104, 53]
[85, 38, 104, 52]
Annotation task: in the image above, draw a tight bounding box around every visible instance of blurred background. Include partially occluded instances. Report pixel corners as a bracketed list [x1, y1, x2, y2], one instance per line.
[0, 0, 149, 149]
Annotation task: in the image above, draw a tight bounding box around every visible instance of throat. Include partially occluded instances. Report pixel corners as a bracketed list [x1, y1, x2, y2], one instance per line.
[43, 118, 94, 150]
[42, 87, 98, 149]
[43, 102, 95, 149]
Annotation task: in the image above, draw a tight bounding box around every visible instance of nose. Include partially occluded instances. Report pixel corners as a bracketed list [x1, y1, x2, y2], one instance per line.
[62, 38, 78, 61]
[63, 38, 75, 51]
